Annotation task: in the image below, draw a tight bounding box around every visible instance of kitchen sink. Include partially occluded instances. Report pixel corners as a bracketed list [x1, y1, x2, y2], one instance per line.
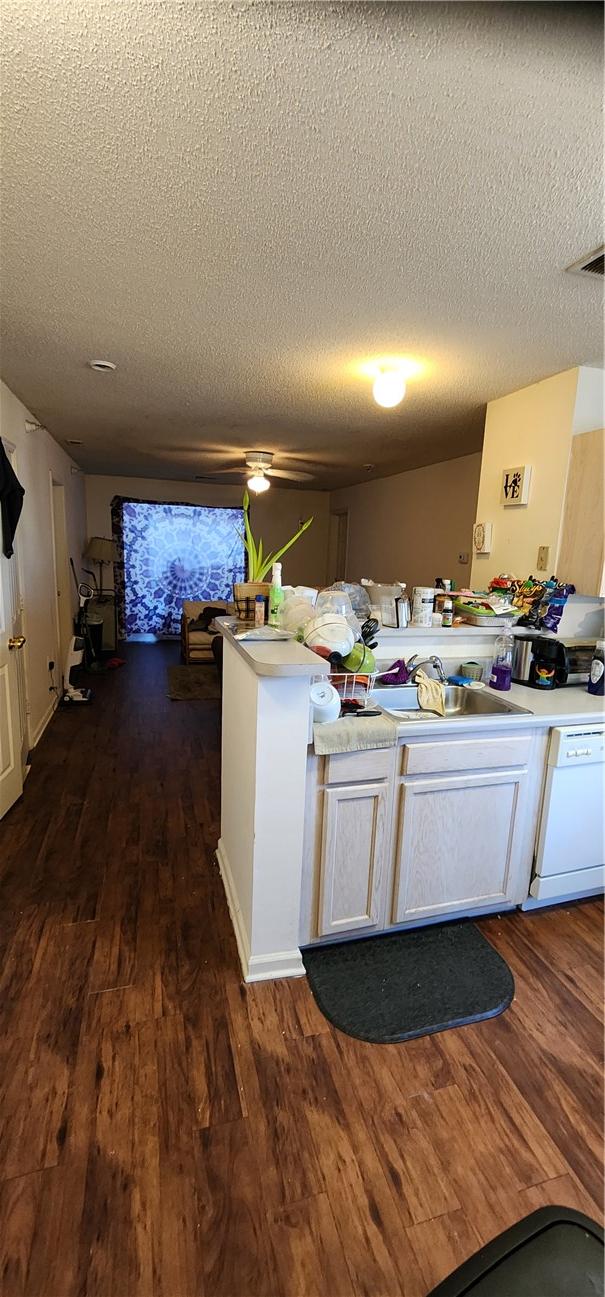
[371, 683, 532, 721]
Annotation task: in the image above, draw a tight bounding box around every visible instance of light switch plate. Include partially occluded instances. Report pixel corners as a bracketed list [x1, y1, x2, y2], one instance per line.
[458, 551, 470, 564]
[537, 545, 549, 571]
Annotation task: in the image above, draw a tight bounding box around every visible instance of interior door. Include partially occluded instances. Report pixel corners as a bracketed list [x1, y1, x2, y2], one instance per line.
[0, 440, 27, 818]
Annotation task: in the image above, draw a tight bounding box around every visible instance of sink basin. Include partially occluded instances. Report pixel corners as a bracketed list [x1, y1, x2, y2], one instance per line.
[371, 683, 532, 721]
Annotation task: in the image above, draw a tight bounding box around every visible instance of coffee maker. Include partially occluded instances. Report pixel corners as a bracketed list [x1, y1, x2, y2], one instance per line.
[528, 639, 568, 690]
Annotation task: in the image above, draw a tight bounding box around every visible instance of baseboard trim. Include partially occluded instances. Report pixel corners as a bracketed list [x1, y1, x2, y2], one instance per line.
[246, 949, 306, 982]
[216, 839, 305, 982]
[29, 698, 57, 749]
[216, 839, 252, 979]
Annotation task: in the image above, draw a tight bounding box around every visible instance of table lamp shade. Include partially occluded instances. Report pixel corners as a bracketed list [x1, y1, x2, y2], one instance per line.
[84, 537, 117, 564]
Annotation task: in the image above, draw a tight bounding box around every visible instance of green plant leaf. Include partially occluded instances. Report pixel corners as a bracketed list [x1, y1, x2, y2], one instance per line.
[242, 501, 258, 578]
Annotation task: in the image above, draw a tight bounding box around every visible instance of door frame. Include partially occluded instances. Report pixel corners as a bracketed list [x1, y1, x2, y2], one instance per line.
[327, 508, 349, 584]
[0, 435, 28, 816]
[49, 475, 72, 684]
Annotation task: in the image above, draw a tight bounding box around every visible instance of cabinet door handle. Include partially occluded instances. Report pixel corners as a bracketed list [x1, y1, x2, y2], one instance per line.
[8, 635, 26, 650]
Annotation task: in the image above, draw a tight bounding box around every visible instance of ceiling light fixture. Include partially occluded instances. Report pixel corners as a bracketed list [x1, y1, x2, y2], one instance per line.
[89, 359, 117, 372]
[372, 368, 406, 408]
[247, 472, 270, 494]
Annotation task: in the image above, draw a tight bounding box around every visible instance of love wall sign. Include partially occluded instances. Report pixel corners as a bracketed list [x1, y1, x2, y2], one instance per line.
[501, 465, 531, 506]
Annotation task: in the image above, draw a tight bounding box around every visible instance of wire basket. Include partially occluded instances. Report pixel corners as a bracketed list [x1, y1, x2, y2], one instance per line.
[329, 670, 378, 700]
[233, 582, 271, 621]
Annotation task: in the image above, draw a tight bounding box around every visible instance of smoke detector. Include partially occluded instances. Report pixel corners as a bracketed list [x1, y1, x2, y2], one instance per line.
[565, 245, 604, 278]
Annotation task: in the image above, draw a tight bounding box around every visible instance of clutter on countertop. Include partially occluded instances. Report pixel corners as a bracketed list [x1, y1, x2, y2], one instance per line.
[361, 579, 407, 628]
[486, 574, 576, 633]
[454, 593, 520, 624]
[313, 713, 398, 755]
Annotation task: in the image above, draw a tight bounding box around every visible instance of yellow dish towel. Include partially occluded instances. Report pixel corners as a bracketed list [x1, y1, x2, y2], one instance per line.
[415, 668, 446, 717]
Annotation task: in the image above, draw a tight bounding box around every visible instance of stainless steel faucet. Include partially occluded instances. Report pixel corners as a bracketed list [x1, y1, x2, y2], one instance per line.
[407, 654, 447, 684]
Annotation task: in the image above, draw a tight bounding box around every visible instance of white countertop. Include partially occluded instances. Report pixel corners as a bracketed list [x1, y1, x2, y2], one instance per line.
[385, 684, 605, 740]
[216, 618, 325, 678]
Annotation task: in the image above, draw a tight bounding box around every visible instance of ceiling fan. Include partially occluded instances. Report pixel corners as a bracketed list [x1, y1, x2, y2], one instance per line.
[196, 450, 314, 493]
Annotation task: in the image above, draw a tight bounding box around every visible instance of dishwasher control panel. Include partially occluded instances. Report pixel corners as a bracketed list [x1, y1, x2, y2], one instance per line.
[548, 726, 604, 768]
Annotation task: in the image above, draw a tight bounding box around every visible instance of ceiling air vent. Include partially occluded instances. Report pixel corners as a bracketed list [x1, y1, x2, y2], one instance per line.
[566, 245, 605, 278]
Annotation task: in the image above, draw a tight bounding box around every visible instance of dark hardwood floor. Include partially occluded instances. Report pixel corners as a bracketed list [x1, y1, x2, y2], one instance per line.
[0, 642, 602, 1297]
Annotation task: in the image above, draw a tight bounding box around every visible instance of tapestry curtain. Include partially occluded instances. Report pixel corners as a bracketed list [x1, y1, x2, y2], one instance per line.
[111, 497, 245, 638]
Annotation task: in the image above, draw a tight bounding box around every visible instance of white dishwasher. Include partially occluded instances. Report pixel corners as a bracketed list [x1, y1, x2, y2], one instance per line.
[523, 724, 605, 907]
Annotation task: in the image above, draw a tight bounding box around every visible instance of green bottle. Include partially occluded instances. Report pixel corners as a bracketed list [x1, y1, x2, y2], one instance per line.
[268, 562, 284, 625]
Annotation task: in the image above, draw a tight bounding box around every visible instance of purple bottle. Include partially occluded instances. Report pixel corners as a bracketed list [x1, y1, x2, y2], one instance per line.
[489, 628, 514, 692]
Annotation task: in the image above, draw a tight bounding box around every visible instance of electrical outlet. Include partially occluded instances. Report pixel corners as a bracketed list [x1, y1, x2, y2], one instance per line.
[458, 551, 470, 564]
[536, 545, 549, 572]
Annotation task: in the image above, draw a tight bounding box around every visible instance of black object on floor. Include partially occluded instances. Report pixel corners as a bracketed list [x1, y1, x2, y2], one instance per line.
[302, 921, 514, 1043]
[427, 1205, 604, 1296]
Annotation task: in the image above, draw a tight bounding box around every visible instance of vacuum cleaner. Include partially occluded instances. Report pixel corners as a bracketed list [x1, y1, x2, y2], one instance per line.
[62, 578, 95, 704]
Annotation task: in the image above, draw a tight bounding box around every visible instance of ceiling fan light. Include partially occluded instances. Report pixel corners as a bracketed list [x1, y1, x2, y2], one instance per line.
[372, 370, 406, 408]
[247, 473, 270, 494]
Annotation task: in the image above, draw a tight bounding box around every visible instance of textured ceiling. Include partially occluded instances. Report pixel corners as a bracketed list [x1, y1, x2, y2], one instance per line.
[1, 1, 603, 489]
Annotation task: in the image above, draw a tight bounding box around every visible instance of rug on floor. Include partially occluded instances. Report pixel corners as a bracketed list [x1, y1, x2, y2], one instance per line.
[167, 665, 221, 701]
[302, 920, 514, 1044]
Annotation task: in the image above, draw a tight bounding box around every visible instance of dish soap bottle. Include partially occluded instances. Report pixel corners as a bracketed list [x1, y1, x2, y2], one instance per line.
[588, 640, 605, 696]
[268, 562, 284, 626]
[489, 625, 514, 691]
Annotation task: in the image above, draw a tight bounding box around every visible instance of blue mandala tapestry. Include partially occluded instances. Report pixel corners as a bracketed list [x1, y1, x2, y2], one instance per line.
[120, 500, 245, 636]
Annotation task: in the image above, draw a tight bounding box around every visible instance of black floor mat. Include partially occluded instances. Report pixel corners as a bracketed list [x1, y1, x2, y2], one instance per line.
[302, 921, 514, 1044]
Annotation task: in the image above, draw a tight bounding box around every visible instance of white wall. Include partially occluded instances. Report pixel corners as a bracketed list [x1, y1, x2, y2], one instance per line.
[0, 381, 86, 746]
[330, 453, 482, 591]
[471, 368, 579, 586]
[84, 475, 330, 590]
[573, 366, 605, 436]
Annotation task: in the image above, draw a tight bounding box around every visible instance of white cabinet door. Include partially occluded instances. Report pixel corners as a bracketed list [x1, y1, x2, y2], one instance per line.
[393, 768, 529, 924]
[319, 781, 389, 937]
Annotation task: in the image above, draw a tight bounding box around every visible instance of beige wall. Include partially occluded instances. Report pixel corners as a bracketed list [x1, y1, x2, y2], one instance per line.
[330, 453, 481, 591]
[84, 475, 330, 590]
[471, 368, 579, 586]
[1, 381, 86, 745]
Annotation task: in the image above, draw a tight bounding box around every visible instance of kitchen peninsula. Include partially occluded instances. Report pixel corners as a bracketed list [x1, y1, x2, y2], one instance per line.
[216, 620, 604, 982]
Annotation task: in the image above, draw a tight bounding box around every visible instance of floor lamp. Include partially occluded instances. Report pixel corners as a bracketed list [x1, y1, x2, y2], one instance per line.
[83, 536, 117, 596]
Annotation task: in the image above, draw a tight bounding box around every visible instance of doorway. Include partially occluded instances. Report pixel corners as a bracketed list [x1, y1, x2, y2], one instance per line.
[50, 479, 72, 681]
[327, 509, 349, 584]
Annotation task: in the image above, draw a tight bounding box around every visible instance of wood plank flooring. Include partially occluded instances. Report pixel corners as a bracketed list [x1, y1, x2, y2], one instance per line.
[0, 641, 602, 1296]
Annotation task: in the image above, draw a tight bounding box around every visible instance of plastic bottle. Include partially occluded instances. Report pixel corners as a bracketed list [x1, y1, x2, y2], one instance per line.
[489, 625, 514, 691]
[268, 562, 284, 625]
[254, 594, 265, 627]
[588, 640, 605, 696]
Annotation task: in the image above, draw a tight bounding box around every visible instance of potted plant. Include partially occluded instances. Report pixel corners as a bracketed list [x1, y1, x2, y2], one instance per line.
[234, 489, 313, 618]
